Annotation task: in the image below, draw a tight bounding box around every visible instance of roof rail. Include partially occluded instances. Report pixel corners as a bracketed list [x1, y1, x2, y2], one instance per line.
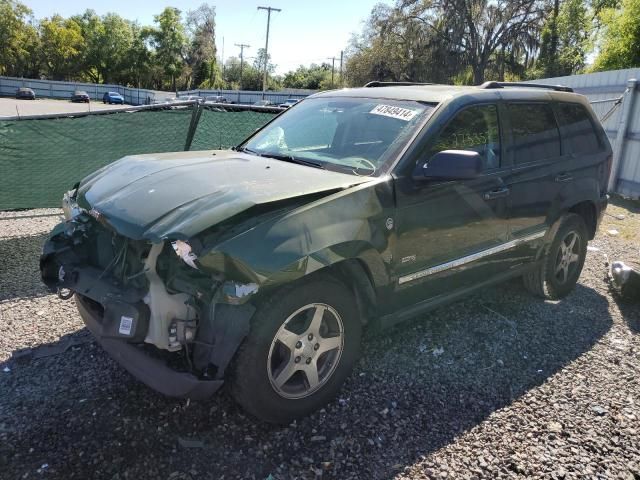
[479, 81, 573, 93]
[364, 81, 434, 88]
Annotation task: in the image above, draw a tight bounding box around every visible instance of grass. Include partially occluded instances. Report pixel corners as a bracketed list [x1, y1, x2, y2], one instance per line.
[600, 194, 640, 242]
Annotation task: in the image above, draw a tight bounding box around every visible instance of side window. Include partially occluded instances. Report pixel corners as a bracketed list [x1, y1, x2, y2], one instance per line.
[429, 104, 501, 169]
[556, 103, 601, 154]
[507, 103, 560, 164]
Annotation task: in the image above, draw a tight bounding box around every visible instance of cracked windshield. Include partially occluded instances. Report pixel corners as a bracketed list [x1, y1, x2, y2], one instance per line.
[243, 97, 435, 175]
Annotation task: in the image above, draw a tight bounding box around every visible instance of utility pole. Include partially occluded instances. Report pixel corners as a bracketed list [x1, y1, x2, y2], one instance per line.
[257, 6, 281, 99]
[327, 57, 337, 89]
[235, 43, 250, 91]
[221, 36, 225, 81]
[339, 50, 344, 87]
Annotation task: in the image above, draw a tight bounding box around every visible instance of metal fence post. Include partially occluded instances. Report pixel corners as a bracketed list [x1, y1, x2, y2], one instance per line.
[609, 78, 638, 193]
[184, 102, 203, 151]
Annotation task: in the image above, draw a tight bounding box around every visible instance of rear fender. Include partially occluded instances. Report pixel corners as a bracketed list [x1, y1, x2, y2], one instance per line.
[547, 176, 600, 229]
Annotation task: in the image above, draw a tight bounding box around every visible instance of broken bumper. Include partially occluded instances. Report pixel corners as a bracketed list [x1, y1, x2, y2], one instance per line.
[75, 295, 223, 399]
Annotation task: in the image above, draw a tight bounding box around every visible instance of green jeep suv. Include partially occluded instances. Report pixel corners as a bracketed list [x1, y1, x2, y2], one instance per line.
[41, 81, 611, 423]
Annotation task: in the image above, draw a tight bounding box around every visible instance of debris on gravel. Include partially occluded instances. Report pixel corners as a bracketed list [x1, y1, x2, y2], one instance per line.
[1, 205, 639, 479]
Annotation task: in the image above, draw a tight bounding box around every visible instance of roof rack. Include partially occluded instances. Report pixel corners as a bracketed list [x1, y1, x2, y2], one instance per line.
[479, 81, 573, 93]
[364, 81, 434, 88]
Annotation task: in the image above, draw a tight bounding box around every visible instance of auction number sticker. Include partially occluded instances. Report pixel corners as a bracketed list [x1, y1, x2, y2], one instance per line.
[370, 104, 418, 121]
[119, 316, 133, 336]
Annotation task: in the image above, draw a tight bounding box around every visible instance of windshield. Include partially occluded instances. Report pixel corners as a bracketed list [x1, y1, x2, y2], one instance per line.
[242, 97, 435, 176]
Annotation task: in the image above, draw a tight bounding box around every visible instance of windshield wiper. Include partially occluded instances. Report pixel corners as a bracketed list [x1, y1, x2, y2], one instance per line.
[234, 146, 259, 155]
[259, 152, 325, 169]
[236, 147, 324, 169]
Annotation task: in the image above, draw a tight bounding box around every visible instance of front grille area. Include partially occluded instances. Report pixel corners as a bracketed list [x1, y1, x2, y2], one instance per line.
[83, 218, 150, 291]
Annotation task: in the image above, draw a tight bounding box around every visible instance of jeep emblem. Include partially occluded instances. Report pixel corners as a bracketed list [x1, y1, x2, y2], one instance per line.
[385, 217, 394, 230]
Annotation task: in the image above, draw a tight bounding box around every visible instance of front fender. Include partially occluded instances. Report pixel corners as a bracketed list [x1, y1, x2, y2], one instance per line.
[197, 178, 396, 292]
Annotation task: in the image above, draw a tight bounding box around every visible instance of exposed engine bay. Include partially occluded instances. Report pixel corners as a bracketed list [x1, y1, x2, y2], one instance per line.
[40, 199, 257, 398]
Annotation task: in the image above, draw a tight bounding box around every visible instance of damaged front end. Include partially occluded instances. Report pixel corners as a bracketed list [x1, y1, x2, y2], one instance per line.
[40, 200, 257, 400]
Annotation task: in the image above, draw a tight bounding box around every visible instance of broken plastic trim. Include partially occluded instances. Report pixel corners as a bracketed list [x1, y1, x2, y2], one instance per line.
[221, 281, 259, 305]
[171, 240, 199, 269]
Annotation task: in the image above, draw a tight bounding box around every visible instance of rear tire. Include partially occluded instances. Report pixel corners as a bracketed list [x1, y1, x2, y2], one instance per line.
[523, 213, 588, 299]
[229, 275, 361, 424]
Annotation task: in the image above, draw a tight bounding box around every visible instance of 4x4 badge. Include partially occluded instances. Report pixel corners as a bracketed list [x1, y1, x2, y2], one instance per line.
[385, 217, 394, 230]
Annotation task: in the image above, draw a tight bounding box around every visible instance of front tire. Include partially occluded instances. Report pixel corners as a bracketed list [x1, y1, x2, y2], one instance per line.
[523, 213, 588, 299]
[229, 275, 361, 423]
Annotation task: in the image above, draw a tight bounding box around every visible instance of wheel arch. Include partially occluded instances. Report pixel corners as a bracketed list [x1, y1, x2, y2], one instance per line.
[568, 200, 597, 240]
[549, 177, 600, 240]
[319, 258, 379, 326]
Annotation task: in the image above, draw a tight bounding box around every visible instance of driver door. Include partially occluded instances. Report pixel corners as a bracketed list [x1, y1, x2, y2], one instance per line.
[390, 103, 512, 311]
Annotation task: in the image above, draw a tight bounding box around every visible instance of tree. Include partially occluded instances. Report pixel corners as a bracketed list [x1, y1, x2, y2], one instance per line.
[592, 0, 640, 71]
[224, 56, 262, 90]
[344, 0, 546, 86]
[72, 10, 103, 82]
[73, 10, 137, 84]
[186, 4, 221, 88]
[533, 0, 591, 77]
[283, 63, 332, 90]
[147, 7, 187, 91]
[430, 0, 544, 84]
[253, 48, 276, 75]
[122, 22, 153, 88]
[39, 15, 84, 80]
[0, 0, 40, 77]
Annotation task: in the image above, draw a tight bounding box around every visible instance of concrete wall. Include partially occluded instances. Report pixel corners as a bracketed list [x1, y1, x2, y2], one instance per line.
[0, 76, 316, 107]
[0, 76, 161, 105]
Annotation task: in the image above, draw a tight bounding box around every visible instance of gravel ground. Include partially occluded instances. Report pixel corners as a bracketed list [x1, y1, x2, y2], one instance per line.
[0, 205, 638, 480]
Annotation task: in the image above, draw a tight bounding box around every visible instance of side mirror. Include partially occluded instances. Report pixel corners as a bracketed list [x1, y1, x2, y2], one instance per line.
[413, 150, 482, 181]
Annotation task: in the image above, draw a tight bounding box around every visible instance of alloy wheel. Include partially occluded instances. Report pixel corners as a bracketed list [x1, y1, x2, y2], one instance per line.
[267, 303, 344, 399]
[554, 230, 581, 284]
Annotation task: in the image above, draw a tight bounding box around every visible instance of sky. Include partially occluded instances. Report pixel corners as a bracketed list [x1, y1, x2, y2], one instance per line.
[24, 0, 392, 75]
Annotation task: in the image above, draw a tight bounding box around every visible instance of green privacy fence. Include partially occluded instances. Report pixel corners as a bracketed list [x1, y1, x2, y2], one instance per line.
[190, 108, 276, 151]
[0, 103, 279, 210]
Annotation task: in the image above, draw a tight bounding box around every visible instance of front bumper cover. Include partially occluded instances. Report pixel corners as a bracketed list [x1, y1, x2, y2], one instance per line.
[76, 295, 223, 399]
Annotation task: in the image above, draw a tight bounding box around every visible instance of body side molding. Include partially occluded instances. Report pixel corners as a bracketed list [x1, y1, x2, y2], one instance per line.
[398, 229, 546, 285]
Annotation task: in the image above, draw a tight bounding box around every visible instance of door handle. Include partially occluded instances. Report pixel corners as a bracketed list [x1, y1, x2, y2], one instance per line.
[555, 173, 573, 183]
[483, 187, 510, 200]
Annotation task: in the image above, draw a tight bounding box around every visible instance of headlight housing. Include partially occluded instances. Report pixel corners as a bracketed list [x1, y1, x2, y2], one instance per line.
[61, 189, 81, 220]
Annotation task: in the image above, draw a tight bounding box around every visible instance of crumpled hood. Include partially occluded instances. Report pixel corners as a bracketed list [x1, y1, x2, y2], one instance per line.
[77, 150, 370, 241]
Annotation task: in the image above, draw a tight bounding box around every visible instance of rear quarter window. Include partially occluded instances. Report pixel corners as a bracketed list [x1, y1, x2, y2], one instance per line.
[507, 103, 561, 164]
[556, 103, 601, 155]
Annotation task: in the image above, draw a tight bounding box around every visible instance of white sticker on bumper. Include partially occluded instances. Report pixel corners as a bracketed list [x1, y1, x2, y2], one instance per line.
[119, 316, 133, 336]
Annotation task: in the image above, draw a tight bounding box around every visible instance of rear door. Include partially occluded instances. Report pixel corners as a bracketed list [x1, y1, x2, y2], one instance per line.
[391, 103, 511, 310]
[502, 101, 564, 240]
[555, 101, 609, 198]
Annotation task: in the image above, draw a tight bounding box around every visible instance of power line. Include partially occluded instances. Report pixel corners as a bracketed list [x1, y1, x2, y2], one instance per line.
[257, 6, 282, 98]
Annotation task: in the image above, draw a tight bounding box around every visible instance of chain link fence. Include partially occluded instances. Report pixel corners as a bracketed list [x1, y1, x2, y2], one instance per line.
[0, 102, 281, 210]
[190, 106, 279, 150]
